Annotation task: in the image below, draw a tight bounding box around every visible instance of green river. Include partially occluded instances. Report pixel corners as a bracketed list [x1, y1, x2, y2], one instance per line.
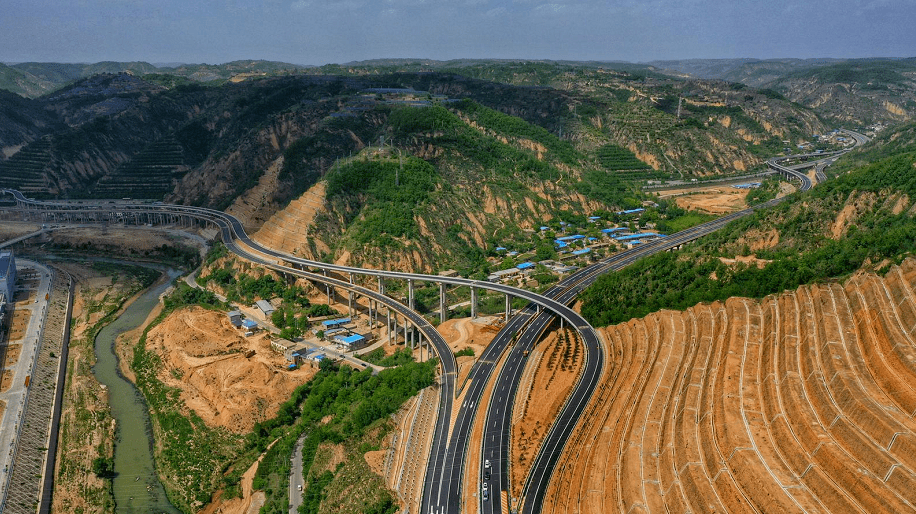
[93, 269, 183, 514]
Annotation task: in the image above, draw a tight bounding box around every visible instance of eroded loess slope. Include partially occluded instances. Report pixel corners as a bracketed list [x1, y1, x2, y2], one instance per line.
[143, 306, 315, 433]
[543, 257, 916, 514]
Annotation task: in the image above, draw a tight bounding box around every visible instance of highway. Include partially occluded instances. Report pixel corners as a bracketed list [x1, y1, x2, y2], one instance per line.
[0, 187, 600, 514]
[478, 138, 868, 514]
[1, 127, 871, 514]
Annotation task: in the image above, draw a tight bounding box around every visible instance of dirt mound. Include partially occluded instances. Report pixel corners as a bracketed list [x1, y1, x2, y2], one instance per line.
[542, 257, 916, 514]
[144, 306, 315, 433]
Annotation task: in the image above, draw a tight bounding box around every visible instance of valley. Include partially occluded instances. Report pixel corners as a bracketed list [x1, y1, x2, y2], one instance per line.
[1, 57, 916, 514]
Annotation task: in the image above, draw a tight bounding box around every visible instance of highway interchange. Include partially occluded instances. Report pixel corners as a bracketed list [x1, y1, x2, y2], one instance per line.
[0, 127, 869, 514]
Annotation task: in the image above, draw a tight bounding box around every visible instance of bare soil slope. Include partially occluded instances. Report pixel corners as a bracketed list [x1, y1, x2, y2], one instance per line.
[143, 306, 315, 433]
[542, 257, 916, 513]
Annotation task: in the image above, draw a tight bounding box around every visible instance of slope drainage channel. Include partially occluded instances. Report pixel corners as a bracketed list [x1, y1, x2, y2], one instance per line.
[92, 269, 182, 514]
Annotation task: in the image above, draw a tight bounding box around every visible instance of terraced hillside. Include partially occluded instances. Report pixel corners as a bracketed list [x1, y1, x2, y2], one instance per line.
[91, 136, 186, 198]
[543, 259, 916, 513]
[0, 136, 53, 193]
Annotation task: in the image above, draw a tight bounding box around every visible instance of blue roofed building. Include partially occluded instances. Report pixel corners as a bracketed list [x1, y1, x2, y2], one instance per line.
[516, 262, 536, 271]
[615, 232, 662, 242]
[322, 318, 351, 330]
[572, 248, 591, 256]
[242, 319, 258, 333]
[334, 333, 368, 350]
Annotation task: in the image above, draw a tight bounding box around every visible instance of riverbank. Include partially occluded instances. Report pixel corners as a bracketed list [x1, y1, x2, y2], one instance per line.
[51, 260, 163, 513]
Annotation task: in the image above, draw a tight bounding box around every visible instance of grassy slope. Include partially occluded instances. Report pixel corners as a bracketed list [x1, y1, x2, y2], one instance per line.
[302, 100, 647, 274]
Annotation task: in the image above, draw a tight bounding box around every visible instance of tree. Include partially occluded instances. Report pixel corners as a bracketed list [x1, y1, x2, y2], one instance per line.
[535, 241, 557, 261]
[271, 309, 286, 327]
[92, 457, 115, 478]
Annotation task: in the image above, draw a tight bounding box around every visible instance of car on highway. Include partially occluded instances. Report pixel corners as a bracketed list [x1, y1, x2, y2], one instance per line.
[482, 482, 488, 492]
[484, 470, 490, 480]
[484, 459, 491, 469]
[482, 490, 489, 501]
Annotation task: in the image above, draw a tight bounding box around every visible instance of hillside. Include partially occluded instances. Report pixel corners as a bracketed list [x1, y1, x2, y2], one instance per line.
[547, 260, 916, 513]
[0, 64, 836, 272]
[310, 62, 830, 177]
[581, 123, 916, 327]
[652, 57, 916, 126]
[649, 58, 846, 87]
[771, 59, 916, 125]
[0, 60, 309, 98]
[255, 100, 642, 273]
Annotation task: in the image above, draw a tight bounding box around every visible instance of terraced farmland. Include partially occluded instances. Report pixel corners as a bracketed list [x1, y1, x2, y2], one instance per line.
[0, 137, 53, 194]
[541, 258, 916, 514]
[91, 137, 185, 199]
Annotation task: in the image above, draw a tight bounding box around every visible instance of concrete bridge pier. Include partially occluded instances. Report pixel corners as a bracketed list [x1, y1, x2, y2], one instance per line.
[439, 283, 447, 324]
[403, 319, 409, 347]
[470, 287, 478, 319]
[348, 291, 354, 317]
[505, 294, 512, 322]
[378, 276, 385, 296]
[387, 311, 392, 343]
[325, 284, 332, 304]
[408, 279, 415, 311]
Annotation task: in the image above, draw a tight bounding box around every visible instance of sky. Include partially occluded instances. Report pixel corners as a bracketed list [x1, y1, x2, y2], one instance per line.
[1, 0, 915, 65]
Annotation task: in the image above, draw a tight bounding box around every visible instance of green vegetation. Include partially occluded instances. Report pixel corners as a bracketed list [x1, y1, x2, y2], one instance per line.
[455, 347, 475, 357]
[251, 359, 436, 513]
[581, 150, 916, 327]
[91, 457, 115, 478]
[745, 178, 781, 205]
[326, 157, 438, 243]
[163, 282, 224, 310]
[458, 100, 580, 166]
[655, 211, 716, 233]
[596, 144, 650, 171]
[131, 284, 243, 512]
[360, 348, 415, 367]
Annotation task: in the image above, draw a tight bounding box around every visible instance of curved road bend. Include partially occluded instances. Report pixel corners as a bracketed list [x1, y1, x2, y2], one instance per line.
[0, 188, 594, 514]
[1, 133, 869, 513]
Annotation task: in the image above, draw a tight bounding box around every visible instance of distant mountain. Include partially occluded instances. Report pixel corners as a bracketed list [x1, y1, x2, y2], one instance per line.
[768, 59, 916, 125]
[0, 60, 310, 98]
[650, 57, 916, 124]
[648, 58, 845, 86]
